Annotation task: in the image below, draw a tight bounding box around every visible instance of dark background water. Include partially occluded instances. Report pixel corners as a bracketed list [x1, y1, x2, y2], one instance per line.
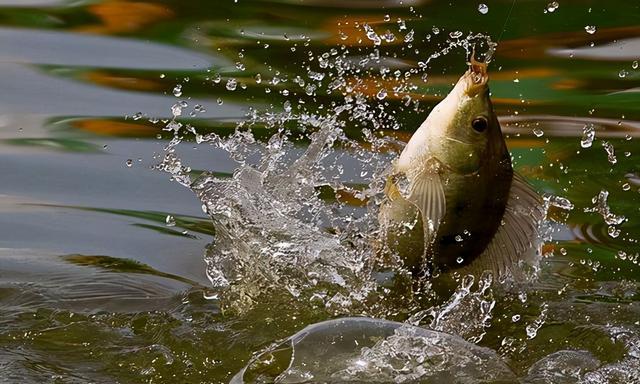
[0, 0, 639, 382]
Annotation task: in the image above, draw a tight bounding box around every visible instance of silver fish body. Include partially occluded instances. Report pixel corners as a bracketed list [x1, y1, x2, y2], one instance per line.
[378, 61, 543, 277]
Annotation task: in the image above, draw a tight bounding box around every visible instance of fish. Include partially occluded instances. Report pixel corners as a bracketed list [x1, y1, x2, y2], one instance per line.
[377, 57, 544, 278]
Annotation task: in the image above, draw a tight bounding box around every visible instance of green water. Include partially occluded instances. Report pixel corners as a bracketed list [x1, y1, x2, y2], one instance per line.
[0, 0, 639, 383]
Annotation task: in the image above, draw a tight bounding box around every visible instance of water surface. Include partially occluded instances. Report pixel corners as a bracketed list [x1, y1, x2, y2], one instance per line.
[0, 0, 639, 383]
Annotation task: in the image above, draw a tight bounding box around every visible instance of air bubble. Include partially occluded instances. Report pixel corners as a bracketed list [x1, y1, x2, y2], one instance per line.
[478, 4, 489, 14]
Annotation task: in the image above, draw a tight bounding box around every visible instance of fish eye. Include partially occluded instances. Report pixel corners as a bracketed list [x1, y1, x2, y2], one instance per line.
[471, 117, 488, 133]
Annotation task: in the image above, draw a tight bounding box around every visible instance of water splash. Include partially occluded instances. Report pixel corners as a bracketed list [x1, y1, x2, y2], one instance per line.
[584, 190, 626, 226]
[408, 272, 496, 343]
[155, 27, 517, 317]
[231, 317, 517, 383]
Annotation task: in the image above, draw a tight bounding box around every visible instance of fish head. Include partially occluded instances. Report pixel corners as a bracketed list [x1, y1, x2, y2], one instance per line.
[398, 60, 508, 175]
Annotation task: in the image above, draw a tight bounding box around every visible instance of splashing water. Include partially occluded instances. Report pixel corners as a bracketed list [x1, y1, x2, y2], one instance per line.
[156, 30, 504, 316]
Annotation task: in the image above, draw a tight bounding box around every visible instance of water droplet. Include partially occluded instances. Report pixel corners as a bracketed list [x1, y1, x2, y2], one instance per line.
[165, 215, 176, 227]
[533, 128, 544, 137]
[456, 256, 464, 264]
[383, 14, 391, 22]
[159, 73, 166, 79]
[403, 29, 415, 43]
[255, 73, 262, 84]
[171, 102, 184, 117]
[226, 78, 237, 91]
[235, 62, 245, 71]
[546, 2, 559, 12]
[584, 25, 597, 34]
[172, 84, 182, 97]
[585, 190, 626, 227]
[132, 112, 143, 120]
[543, 194, 574, 210]
[608, 226, 621, 238]
[580, 123, 596, 148]
[376, 89, 387, 100]
[633, 60, 639, 70]
[519, 292, 528, 303]
[304, 84, 316, 96]
[623, 183, 631, 191]
[217, 98, 223, 105]
[381, 30, 396, 43]
[478, 3, 489, 14]
[512, 314, 521, 322]
[363, 24, 381, 46]
[602, 141, 617, 165]
[126, 159, 133, 167]
[525, 303, 548, 339]
[618, 69, 629, 78]
[449, 30, 463, 39]
[455, 235, 463, 242]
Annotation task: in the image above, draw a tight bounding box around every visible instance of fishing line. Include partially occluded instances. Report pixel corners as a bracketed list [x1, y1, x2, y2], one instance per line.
[497, 0, 517, 44]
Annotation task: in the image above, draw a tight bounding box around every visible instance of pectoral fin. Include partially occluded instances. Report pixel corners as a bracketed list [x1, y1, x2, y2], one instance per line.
[470, 173, 545, 277]
[405, 166, 446, 248]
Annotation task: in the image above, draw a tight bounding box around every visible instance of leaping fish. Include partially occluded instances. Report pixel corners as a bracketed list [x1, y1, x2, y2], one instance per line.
[377, 57, 544, 278]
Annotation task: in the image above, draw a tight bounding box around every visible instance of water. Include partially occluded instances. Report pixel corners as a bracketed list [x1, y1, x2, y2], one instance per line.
[1, 1, 640, 383]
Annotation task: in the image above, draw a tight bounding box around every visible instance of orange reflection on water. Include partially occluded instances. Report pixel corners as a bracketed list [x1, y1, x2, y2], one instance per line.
[84, 71, 165, 92]
[78, 0, 173, 34]
[73, 119, 158, 137]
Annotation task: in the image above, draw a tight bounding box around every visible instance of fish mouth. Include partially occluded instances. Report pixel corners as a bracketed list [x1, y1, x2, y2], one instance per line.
[463, 56, 489, 97]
